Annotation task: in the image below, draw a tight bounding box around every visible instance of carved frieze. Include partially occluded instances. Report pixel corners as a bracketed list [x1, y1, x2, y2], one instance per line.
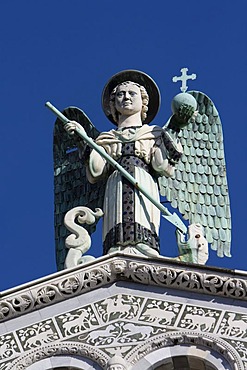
[1, 290, 247, 369]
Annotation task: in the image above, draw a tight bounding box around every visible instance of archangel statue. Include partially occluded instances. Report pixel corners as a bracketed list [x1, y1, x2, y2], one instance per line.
[51, 69, 231, 270]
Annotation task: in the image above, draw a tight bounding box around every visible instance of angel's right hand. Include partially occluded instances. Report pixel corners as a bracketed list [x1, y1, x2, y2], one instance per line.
[64, 120, 81, 135]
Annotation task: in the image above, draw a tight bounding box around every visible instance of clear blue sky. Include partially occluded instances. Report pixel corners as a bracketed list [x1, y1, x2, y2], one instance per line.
[1, 0, 246, 291]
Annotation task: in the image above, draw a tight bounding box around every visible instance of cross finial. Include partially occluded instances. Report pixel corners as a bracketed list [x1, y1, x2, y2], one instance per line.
[172, 67, 197, 93]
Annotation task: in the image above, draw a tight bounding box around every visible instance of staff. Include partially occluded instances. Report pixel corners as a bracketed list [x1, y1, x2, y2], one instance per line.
[46, 101, 187, 234]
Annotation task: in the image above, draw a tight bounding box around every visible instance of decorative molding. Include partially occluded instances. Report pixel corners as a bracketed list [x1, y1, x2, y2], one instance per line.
[1, 254, 247, 322]
[125, 331, 244, 370]
[7, 342, 108, 370]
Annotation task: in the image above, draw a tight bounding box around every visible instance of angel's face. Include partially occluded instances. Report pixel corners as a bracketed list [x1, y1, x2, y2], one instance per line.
[115, 82, 142, 117]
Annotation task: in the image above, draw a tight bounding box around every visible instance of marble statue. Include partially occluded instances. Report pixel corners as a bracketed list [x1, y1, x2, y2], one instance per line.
[50, 69, 231, 270]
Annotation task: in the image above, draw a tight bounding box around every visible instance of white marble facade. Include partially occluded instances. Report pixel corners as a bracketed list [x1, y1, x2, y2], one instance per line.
[0, 254, 247, 370]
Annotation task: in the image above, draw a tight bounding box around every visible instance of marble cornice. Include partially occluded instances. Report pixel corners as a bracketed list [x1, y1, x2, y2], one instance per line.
[1, 253, 247, 322]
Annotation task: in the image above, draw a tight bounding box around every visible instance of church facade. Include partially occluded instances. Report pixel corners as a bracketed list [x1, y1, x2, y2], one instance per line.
[0, 254, 247, 370]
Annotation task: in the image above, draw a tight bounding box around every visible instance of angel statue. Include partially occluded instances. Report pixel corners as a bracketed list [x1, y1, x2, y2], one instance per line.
[49, 69, 231, 270]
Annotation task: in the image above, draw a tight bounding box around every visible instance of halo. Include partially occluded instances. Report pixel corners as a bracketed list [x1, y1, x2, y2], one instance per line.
[102, 69, 161, 124]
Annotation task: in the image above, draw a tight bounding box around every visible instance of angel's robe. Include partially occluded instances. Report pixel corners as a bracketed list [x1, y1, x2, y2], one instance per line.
[87, 124, 181, 255]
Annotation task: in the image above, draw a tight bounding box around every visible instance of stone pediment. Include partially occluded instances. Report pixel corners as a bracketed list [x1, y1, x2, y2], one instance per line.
[1, 254, 247, 370]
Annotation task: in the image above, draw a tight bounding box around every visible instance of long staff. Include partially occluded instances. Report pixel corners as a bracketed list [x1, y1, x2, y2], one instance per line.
[46, 101, 187, 234]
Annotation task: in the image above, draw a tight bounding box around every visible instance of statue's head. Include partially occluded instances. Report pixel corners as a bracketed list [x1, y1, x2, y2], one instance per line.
[102, 70, 160, 125]
[109, 81, 149, 124]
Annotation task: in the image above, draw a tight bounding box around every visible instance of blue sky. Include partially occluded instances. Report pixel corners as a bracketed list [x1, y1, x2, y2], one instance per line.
[0, 1, 246, 291]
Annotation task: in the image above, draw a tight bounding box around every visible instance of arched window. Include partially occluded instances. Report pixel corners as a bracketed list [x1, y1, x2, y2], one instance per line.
[26, 355, 103, 370]
[154, 355, 218, 370]
[131, 344, 233, 370]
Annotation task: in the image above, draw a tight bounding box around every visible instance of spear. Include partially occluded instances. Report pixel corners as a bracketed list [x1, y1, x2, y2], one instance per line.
[46, 101, 187, 234]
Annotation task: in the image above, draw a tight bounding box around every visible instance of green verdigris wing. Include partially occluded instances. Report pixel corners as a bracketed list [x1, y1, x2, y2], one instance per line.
[159, 91, 231, 258]
[53, 107, 106, 270]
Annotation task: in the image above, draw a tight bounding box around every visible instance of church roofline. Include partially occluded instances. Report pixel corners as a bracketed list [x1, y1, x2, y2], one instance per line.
[1, 253, 247, 323]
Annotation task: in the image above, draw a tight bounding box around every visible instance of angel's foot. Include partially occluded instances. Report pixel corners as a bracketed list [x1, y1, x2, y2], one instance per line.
[135, 243, 160, 257]
[78, 255, 96, 264]
[107, 244, 159, 258]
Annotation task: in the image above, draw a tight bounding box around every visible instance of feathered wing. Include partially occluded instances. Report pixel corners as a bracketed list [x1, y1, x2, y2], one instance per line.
[53, 107, 106, 270]
[159, 91, 231, 257]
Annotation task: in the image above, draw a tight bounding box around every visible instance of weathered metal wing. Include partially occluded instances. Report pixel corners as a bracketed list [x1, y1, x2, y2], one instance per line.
[53, 107, 106, 270]
[159, 91, 231, 257]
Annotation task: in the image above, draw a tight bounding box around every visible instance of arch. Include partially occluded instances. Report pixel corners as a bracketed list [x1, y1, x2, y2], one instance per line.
[25, 355, 102, 370]
[155, 355, 217, 370]
[7, 342, 108, 370]
[131, 345, 228, 370]
[127, 331, 244, 370]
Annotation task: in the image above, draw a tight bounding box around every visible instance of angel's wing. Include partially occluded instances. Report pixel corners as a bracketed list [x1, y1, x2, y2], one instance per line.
[53, 107, 106, 270]
[159, 91, 231, 258]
